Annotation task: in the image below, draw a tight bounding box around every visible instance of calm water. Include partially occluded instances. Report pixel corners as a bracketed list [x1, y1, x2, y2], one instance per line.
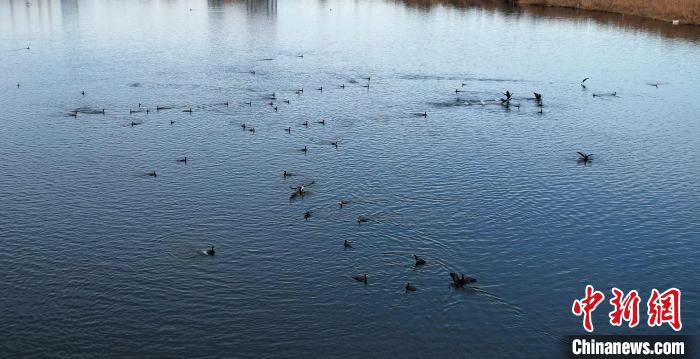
[1, 0, 699, 357]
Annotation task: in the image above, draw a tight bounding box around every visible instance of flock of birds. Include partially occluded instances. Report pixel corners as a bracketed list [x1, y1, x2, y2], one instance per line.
[14, 42, 616, 292]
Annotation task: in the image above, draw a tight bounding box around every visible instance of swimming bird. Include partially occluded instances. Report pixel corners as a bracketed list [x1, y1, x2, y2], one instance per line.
[224, 101, 229, 106]
[592, 92, 616, 97]
[533, 92, 543, 104]
[170, 120, 175, 125]
[317, 87, 323, 91]
[405, 282, 417, 292]
[285, 127, 291, 133]
[330, 141, 339, 148]
[352, 274, 368, 283]
[147, 170, 157, 177]
[449, 272, 477, 287]
[304, 211, 312, 220]
[362, 84, 370, 88]
[581, 77, 589, 88]
[301, 146, 308, 153]
[274, 106, 278, 112]
[26, 46, 30, 50]
[283, 99, 290, 104]
[340, 84, 345, 89]
[176, 157, 187, 163]
[130, 121, 138, 127]
[283, 170, 292, 178]
[577, 152, 593, 162]
[241, 123, 248, 129]
[316, 119, 325, 125]
[461, 82, 466, 87]
[338, 199, 349, 207]
[17, 83, 20, 88]
[414, 255, 426, 266]
[297, 54, 304, 58]
[302, 121, 309, 127]
[206, 246, 215, 256]
[501, 90, 513, 104]
[249, 71, 256, 75]
[81, 91, 85, 96]
[245, 101, 252, 106]
[290, 181, 314, 197]
[248, 127, 256, 133]
[68, 111, 77, 117]
[421, 112, 427, 117]
[183, 107, 192, 113]
[357, 215, 370, 224]
[455, 89, 464, 93]
[344, 239, 352, 248]
[362, 77, 371, 81]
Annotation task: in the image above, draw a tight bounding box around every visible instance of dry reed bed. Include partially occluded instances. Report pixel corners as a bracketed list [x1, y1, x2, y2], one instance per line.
[517, 0, 700, 25]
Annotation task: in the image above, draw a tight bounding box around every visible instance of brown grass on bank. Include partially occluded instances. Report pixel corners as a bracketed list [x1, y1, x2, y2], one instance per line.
[517, 0, 700, 25]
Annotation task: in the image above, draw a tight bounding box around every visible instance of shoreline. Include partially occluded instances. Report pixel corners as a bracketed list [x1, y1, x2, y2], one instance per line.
[514, 0, 700, 25]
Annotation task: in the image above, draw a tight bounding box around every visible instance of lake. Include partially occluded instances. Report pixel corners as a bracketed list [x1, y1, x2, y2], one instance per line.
[0, 0, 698, 357]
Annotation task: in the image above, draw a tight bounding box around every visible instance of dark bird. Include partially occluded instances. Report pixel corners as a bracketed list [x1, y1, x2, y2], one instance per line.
[362, 84, 370, 88]
[340, 84, 345, 89]
[249, 71, 256, 75]
[147, 170, 157, 177]
[461, 82, 466, 87]
[301, 146, 308, 153]
[297, 54, 304, 58]
[331, 141, 339, 148]
[290, 181, 314, 197]
[245, 101, 252, 106]
[17, 83, 20, 88]
[344, 239, 352, 248]
[285, 127, 291, 133]
[206, 246, 215, 256]
[224, 101, 229, 106]
[421, 112, 427, 117]
[170, 120, 175, 125]
[501, 90, 513, 104]
[534, 92, 543, 103]
[25, 46, 30, 50]
[317, 87, 323, 91]
[338, 199, 349, 207]
[183, 107, 193, 113]
[304, 211, 312, 220]
[248, 127, 256, 133]
[577, 152, 593, 162]
[414, 255, 426, 266]
[405, 282, 417, 292]
[81, 91, 85, 96]
[363, 77, 371, 81]
[146, 109, 150, 114]
[302, 121, 309, 127]
[241, 123, 248, 129]
[449, 272, 477, 287]
[357, 215, 370, 224]
[455, 89, 464, 93]
[130, 121, 138, 127]
[283, 170, 292, 178]
[581, 77, 589, 88]
[316, 119, 325, 125]
[283, 99, 290, 104]
[176, 157, 187, 163]
[68, 112, 77, 117]
[352, 274, 368, 283]
[274, 106, 278, 112]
